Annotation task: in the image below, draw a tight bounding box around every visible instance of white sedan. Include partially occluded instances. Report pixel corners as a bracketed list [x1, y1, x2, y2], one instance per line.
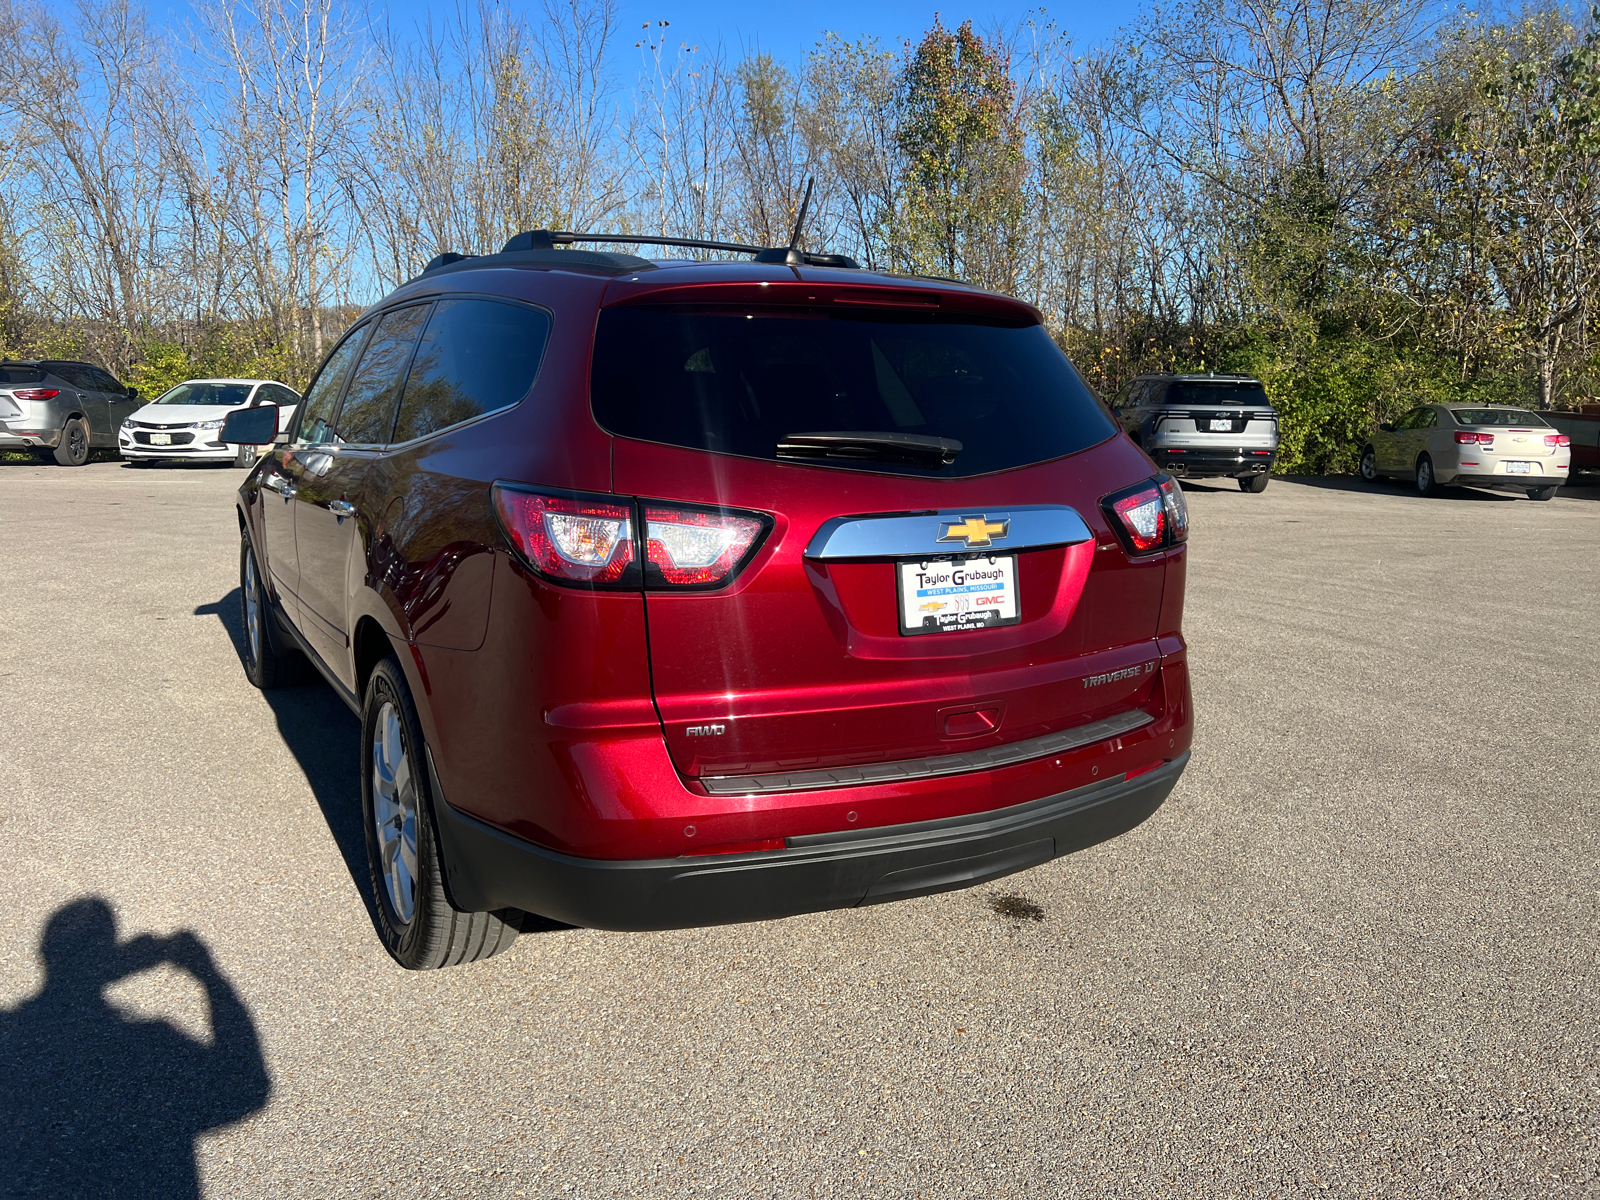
[1360, 403, 1571, 500]
[119, 379, 300, 466]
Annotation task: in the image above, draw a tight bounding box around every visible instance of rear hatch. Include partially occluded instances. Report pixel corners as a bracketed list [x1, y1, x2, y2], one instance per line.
[1157, 379, 1276, 441]
[596, 278, 1172, 782]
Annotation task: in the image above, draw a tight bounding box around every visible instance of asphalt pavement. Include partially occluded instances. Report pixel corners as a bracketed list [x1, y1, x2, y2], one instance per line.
[1, 459, 1596, 1198]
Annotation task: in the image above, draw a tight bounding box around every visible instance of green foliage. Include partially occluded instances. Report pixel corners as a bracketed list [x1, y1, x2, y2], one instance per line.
[894, 20, 1024, 285]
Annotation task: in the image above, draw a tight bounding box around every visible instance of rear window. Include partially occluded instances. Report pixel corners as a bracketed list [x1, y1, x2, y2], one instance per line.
[0, 367, 44, 384]
[1164, 382, 1268, 407]
[154, 382, 254, 407]
[590, 308, 1115, 477]
[1451, 408, 1550, 427]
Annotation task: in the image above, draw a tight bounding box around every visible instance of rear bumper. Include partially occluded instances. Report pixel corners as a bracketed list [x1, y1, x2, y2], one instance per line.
[1148, 446, 1276, 477]
[0, 428, 60, 449]
[429, 748, 1189, 931]
[1444, 470, 1566, 490]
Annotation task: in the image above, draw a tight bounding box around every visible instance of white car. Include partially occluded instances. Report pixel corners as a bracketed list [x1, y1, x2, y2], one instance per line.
[119, 378, 300, 466]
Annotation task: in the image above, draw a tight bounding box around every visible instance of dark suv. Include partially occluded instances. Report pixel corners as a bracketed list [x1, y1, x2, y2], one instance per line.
[0, 360, 140, 465]
[229, 236, 1195, 969]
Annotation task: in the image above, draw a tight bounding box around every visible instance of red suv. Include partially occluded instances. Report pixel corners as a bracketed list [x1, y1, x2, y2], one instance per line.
[228, 235, 1194, 969]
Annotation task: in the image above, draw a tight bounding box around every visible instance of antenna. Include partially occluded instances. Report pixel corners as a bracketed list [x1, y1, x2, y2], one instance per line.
[786, 177, 815, 260]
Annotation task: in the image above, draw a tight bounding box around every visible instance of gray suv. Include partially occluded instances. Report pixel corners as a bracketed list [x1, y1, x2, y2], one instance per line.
[1113, 373, 1280, 492]
[0, 360, 141, 465]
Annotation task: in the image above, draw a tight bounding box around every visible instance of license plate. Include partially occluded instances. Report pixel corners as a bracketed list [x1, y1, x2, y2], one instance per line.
[150, 432, 171, 445]
[898, 555, 1020, 636]
[1209, 419, 1232, 431]
[1504, 461, 1533, 474]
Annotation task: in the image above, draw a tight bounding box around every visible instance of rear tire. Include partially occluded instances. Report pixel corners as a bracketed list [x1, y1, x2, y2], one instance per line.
[52, 417, 90, 466]
[1238, 473, 1269, 493]
[1415, 455, 1440, 496]
[239, 536, 307, 688]
[361, 656, 519, 971]
[1528, 485, 1557, 501]
[1359, 446, 1379, 481]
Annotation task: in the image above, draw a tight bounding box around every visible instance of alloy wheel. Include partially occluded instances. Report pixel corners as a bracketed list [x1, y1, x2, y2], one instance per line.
[244, 551, 262, 668]
[371, 700, 419, 925]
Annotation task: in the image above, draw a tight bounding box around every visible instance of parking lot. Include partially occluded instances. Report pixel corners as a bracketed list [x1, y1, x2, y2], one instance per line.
[0, 459, 1595, 1198]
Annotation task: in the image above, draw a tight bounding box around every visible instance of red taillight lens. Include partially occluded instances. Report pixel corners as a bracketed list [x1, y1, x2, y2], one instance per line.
[1158, 476, 1189, 545]
[1107, 481, 1166, 553]
[1546, 433, 1570, 447]
[492, 485, 637, 586]
[1103, 475, 1187, 556]
[644, 504, 767, 588]
[11, 388, 59, 401]
[1455, 431, 1477, 444]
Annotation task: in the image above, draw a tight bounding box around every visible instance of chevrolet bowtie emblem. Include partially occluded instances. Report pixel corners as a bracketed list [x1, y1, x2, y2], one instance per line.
[937, 515, 1009, 548]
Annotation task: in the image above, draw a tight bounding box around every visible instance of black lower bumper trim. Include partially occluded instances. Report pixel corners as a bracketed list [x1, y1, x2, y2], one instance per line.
[428, 751, 1189, 931]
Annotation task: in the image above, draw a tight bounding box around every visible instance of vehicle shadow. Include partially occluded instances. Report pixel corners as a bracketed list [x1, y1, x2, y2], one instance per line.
[0, 898, 271, 1198]
[194, 590, 567, 935]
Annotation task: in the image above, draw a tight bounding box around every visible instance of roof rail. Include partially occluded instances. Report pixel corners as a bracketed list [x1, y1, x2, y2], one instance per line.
[499, 228, 859, 270]
[493, 180, 860, 269]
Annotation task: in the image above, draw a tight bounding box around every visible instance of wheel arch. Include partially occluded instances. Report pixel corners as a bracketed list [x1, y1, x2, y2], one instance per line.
[353, 615, 396, 702]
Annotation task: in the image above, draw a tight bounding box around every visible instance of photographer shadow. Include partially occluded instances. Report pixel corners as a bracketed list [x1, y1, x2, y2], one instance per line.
[0, 898, 270, 1198]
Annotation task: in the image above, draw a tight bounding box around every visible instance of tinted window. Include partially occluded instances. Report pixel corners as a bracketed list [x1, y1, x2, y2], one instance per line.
[87, 367, 123, 392]
[259, 384, 299, 407]
[155, 382, 254, 407]
[1165, 382, 1268, 407]
[1451, 408, 1550, 427]
[336, 305, 430, 444]
[393, 298, 550, 444]
[45, 362, 95, 389]
[591, 309, 1115, 477]
[295, 328, 368, 446]
[0, 366, 45, 384]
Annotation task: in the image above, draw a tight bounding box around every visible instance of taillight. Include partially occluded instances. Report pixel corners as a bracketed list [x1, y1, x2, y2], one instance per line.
[1546, 433, 1570, 447]
[1103, 478, 1164, 554]
[492, 485, 637, 587]
[1159, 476, 1189, 544]
[644, 503, 768, 588]
[11, 388, 59, 401]
[1102, 475, 1188, 556]
[1455, 431, 1494, 445]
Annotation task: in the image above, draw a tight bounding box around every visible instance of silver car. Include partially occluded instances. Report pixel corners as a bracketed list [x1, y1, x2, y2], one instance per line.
[0, 359, 141, 465]
[1360, 403, 1571, 500]
[1112, 372, 1280, 492]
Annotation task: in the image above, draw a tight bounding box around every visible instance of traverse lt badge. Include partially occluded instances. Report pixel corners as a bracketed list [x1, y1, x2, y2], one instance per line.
[937, 515, 1010, 549]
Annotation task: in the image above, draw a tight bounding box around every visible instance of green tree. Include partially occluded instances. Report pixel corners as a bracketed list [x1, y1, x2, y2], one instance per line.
[894, 20, 1024, 287]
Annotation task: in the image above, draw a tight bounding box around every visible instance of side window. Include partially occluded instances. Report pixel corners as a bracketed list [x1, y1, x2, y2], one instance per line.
[335, 304, 431, 445]
[265, 384, 300, 407]
[88, 367, 124, 393]
[1417, 408, 1438, 429]
[48, 363, 92, 389]
[294, 327, 369, 446]
[392, 298, 552, 444]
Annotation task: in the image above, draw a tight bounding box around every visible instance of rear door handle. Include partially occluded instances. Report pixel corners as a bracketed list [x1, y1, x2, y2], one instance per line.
[328, 499, 356, 519]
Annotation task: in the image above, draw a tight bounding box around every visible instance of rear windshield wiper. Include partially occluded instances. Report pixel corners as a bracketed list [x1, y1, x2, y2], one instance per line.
[776, 431, 962, 466]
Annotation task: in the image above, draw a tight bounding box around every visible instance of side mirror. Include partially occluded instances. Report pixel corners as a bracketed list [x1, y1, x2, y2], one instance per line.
[126, 387, 138, 401]
[1378, 422, 1394, 432]
[220, 404, 280, 445]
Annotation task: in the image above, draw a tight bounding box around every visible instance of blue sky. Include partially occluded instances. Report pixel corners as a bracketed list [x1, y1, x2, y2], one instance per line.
[376, 0, 1142, 64]
[605, 0, 1138, 55]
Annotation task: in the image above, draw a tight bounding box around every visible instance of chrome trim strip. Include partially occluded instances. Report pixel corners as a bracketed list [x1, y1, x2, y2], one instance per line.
[698, 708, 1154, 796]
[804, 504, 1092, 560]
